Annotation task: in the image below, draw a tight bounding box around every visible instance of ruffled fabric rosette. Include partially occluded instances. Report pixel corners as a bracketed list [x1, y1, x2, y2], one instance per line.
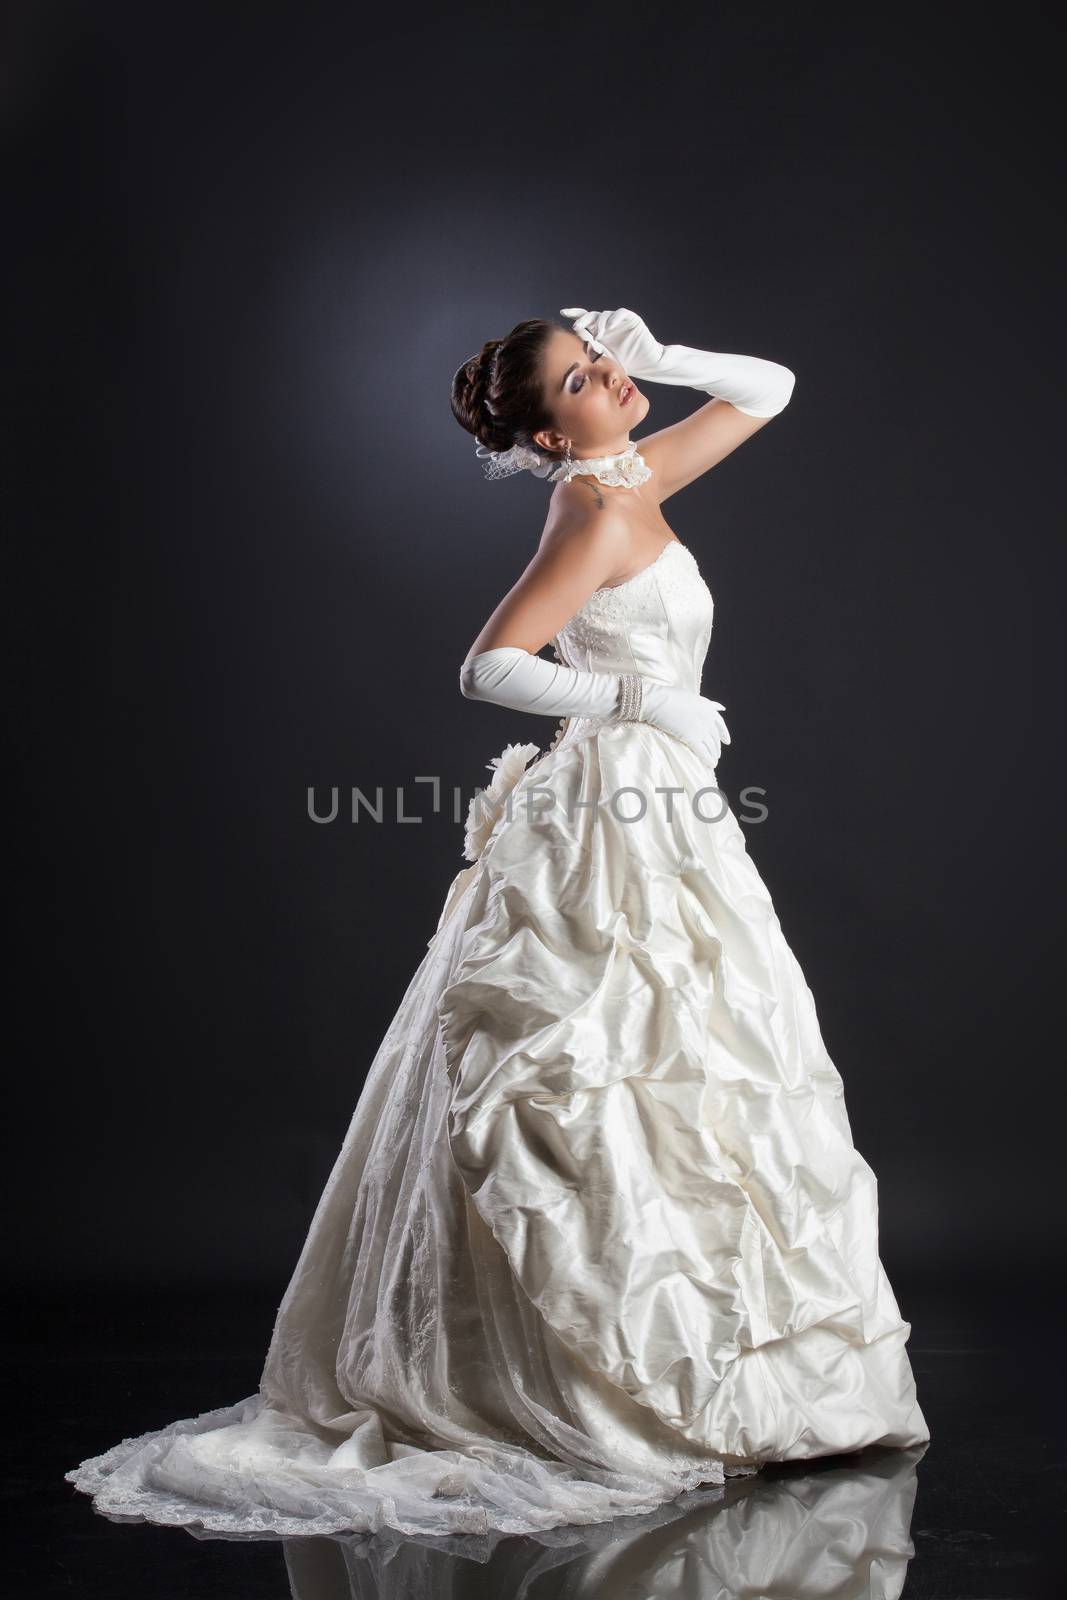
[427, 741, 541, 950]
[463, 741, 541, 862]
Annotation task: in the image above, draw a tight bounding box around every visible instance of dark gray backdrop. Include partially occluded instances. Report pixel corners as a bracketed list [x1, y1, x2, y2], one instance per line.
[8, 2, 1064, 1306]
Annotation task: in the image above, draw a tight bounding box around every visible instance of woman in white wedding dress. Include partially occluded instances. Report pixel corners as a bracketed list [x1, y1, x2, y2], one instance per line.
[65, 305, 929, 1541]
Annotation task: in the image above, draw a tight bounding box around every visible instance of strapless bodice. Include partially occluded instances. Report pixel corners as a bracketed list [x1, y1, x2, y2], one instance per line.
[546, 539, 714, 757]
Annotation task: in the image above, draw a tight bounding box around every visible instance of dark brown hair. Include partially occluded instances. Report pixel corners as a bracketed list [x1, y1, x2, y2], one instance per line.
[450, 317, 563, 459]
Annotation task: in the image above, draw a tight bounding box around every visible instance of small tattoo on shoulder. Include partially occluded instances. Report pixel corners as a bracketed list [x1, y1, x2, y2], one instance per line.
[579, 480, 606, 510]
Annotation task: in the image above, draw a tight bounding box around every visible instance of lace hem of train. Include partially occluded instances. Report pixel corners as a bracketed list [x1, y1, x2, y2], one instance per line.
[64, 1393, 759, 1540]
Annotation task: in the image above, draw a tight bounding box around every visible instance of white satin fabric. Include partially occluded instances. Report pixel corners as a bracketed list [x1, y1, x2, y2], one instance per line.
[65, 538, 928, 1539]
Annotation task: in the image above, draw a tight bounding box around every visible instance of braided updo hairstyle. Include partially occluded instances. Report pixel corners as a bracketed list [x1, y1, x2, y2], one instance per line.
[450, 317, 563, 461]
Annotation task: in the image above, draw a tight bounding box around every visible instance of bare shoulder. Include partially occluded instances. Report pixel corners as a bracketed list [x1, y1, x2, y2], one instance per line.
[461, 489, 637, 658]
[538, 485, 635, 587]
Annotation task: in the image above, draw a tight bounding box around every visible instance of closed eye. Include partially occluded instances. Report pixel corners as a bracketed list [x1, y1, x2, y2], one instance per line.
[569, 347, 602, 394]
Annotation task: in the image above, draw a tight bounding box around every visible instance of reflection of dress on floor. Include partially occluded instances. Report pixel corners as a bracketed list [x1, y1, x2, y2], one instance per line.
[279, 1444, 927, 1600]
[65, 536, 929, 1538]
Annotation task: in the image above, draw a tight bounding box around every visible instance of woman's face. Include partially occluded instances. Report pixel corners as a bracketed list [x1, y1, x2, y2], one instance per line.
[533, 328, 650, 458]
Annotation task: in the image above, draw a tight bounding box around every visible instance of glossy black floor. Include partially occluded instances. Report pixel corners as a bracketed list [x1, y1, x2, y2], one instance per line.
[10, 1272, 1062, 1597]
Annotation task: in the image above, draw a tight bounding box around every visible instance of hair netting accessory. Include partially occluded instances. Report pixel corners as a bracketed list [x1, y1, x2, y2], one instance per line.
[475, 442, 557, 481]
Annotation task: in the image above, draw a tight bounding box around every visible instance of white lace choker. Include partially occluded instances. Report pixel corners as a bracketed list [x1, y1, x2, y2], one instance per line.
[475, 439, 652, 490]
[548, 442, 652, 489]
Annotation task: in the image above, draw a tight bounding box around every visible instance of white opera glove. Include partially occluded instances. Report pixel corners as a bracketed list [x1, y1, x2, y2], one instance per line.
[461, 648, 625, 720]
[560, 305, 795, 418]
[640, 680, 731, 768]
[460, 647, 731, 768]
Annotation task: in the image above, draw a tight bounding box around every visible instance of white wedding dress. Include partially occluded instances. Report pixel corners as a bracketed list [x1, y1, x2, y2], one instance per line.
[65, 537, 929, 1539]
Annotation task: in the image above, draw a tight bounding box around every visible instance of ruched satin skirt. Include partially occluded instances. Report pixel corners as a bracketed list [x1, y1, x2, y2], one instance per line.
[65, 722, 928, 1538]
